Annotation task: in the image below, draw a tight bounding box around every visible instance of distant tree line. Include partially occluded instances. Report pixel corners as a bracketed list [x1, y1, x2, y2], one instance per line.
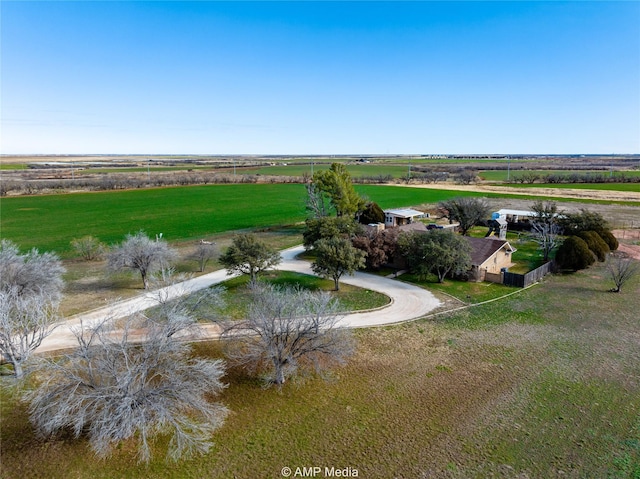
[509, 171, 640, 185]
[0, 172, 301, 196]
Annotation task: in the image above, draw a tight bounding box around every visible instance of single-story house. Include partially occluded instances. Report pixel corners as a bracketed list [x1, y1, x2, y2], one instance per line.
[466, 236, 516, 283]
[384, 208, 428, 228]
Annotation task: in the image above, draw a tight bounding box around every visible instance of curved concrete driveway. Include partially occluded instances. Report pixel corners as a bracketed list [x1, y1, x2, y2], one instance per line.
[35, 245, 441, 354]
[280, 245, 440, 328]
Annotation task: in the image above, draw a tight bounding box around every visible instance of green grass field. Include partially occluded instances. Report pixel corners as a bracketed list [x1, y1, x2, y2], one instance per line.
[0, 164, 28, 170]
[2, 183, 637, 254]
[0, 184, 310, 253]
[0, 184, 486, 253]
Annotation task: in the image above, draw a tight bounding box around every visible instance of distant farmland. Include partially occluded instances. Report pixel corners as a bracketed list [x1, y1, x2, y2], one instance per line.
[1, 184, 482, 253]
[480, 169, 640, 182]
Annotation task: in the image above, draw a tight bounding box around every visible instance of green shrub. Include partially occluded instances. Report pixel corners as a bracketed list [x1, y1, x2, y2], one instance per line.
[576, 231, 610, 261]
[556, 236, 596, 271]
[597, 229, 619, 251]
[359, 201, 385, 225]
[70, 235, 106, 261]
[559, 209, 609, 235]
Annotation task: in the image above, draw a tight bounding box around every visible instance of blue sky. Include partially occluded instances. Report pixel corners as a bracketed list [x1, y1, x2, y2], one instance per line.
[1, 1, 638, 155]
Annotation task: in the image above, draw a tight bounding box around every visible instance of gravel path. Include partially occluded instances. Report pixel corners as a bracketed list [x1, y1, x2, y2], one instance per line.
[35, 245, 441, 354]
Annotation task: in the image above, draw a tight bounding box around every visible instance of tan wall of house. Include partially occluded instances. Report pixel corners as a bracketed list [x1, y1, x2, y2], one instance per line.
[481, 249, 513, 274]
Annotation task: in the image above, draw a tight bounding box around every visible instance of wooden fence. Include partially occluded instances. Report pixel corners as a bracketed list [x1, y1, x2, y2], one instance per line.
[503, 261, 555, 288]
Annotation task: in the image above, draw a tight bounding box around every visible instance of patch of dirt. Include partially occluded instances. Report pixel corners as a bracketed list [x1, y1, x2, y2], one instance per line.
[612, 229, 640, 240]
[612, 230, 640, 260]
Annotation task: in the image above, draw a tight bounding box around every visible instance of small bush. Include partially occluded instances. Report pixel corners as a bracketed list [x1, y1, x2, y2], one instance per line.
[598, 229, 619, 251]
[576, 231, 610, 262]
[556, 236, 596, 271]
[70, 235, 106, 261]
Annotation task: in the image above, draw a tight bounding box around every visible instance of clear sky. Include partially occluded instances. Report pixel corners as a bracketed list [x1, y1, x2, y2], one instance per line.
[1, 1, 638, 155]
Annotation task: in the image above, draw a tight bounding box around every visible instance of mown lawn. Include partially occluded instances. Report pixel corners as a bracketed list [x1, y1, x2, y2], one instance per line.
[213, 271, 390, 319]
[2, 260, 638, 478]
[400, 272, 515, 304]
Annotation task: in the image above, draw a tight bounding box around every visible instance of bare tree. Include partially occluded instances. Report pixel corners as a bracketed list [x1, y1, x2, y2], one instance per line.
[219, 233, 281, 283]
[0, 240, 65, 299]
[222, 283, 354, 385]
[531, 200, 559, 225]
[606, 253, 639, 293]
[107, 231, 177, 289]
[27, 306, 228, 463]
[70, 235, 106, 261]
[437, 197, 491, 235]
[454, 169, 478, 185]
[189, 241, 218, 272]
[0, 290, 60, 379]
[0, 240, 64, 378]
[530, 221, 562, 262]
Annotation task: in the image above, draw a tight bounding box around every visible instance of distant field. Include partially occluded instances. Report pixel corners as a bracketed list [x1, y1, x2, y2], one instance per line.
[0, 184, 308, 253]
[0, 184, 484, 253]
[237, 163, 411, 178]
[501, 182, 640, 193]
[3, 183, 638, 254]
[75, 166, 217, 174]
[0, 164, 28, 170]
[232, 160, 538, 179]
[480, 169, 640, 182]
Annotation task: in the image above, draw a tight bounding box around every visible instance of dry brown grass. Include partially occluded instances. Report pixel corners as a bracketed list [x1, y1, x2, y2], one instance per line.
[3, 260, 638, 478]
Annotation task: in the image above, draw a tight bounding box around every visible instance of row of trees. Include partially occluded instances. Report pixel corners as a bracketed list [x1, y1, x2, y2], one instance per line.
[510, 171, 640, 185]
[0, 171, 300, 197]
